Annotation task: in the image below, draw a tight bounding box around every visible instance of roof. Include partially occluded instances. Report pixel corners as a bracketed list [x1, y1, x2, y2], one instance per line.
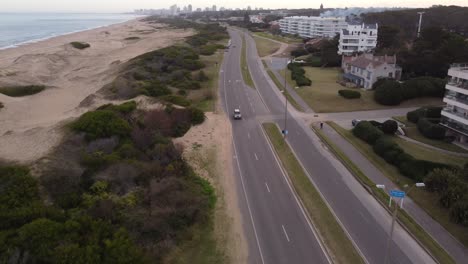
[344, 54, 396, 69]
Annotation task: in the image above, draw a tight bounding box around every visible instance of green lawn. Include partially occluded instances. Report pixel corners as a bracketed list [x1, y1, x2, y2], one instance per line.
[241, 36, 255, 89]
[393, 116, 468, 154]
[329, 122, 468, 250]
[291, 67, 443, 113]
[263, 123, 364, 264]
[253, 36, 281, 57]
[252, 32, 302, 44]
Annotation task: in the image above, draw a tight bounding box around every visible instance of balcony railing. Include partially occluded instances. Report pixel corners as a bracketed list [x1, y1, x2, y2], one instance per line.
[447, 82, 468, 90]
[442, 107, 468, 120]
[450, 63, 468, 70]
[441, 118, 468, 136]
[445, 94, 468, 105]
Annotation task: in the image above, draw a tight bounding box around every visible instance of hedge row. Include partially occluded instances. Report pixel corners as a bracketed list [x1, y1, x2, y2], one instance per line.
[417, 118, 446, 140]
[338, 89, 361, 99]
[374, 77, 445, 106]
[353, 121, 452, 181]
[288, 63, 312, 86]
[407, 106, 442, 123]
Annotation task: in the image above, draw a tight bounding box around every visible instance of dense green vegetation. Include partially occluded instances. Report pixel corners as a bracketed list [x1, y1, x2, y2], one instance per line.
[70, 42, 91, 49]
[0, 85, 45, 97]
[124, 37, 141, 40]
[0, 101, 213, 263]
[406, 107, 446, 140]
[287, 63, 311, 87]
[0, 102, 3, 109]
[106, 18, 228, 110]
[374, 77, 445, 105]
[353, 121, 454, 181]
[338, 89, 361, 99]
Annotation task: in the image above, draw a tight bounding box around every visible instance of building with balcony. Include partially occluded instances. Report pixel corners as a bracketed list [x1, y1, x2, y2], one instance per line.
[278, 16, 347, 38]
[341, 53, 401, 89]
[441, 63, 468, 143]
[338, 23, 378, 55]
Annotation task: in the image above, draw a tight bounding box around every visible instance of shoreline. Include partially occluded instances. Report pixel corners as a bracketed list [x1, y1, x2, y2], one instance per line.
[0, 18, 193, 162]
[0, 15, 146, 51]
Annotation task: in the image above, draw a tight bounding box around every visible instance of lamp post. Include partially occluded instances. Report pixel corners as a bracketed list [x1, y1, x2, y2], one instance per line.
[376, 183, 425, 264]
[283, 54, 289, 138]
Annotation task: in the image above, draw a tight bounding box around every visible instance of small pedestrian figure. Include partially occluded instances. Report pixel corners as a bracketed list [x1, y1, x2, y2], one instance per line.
[320, 122, 324, 129]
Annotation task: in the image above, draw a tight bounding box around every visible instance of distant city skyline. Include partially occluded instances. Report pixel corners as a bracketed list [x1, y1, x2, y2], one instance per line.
[2, 0, 468, 13]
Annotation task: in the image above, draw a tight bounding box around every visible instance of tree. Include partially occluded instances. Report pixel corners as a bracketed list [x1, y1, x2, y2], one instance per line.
[450, 197, 468, 226]
[17, 218, 63, 260]
[376, 25, 401, 52]
[374, 80, 403, 105]
[320, 35, 341, 67]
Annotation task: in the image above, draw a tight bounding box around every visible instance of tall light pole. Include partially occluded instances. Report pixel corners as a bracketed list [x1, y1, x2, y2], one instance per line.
[283, 55, 289, 138]
[376, 183, 425, 264]
[417, 12, 425, 38]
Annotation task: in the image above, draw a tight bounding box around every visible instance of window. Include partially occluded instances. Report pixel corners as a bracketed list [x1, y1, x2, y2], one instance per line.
[367, 71, 371, 79]
[389, 72, 393, 78]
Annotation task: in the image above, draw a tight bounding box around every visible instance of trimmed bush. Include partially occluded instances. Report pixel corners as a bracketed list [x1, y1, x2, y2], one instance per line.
[401, 77, 446, 99]
[338, 89, 361, 99]
[288, 63, 312, 87]
[72, 110, 131, 140]
[352, 121, 384, 145]
[382, 120, 398, 134]
[417, 118, 446, 140]
[399, 159, 453, 181]
[0, 85, 45, 97]
[70, 42, 90, 49]
[374, 80, 403, 105]
[407, 106, 442, 123]
[450, 198, 468, 226]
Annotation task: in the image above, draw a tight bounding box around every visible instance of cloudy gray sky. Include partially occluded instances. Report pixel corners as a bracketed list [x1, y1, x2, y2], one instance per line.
[2, 0, 467, 12]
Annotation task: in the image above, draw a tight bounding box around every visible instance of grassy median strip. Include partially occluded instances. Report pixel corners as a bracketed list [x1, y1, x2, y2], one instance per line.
[261, 60, 304, 112]
[324, 121, 455, 264]
[241, 35, 255, 89]
[263, 123, 364, 264]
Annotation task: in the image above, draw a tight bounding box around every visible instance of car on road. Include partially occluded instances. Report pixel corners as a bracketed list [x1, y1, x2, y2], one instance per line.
[351, 119, 361, 126]
[233, 109, 242, 120]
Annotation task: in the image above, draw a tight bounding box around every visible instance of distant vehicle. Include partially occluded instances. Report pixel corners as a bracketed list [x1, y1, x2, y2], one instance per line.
[352, 119, 361, 126]
[233, 109, 242, 120]
[396, 126, 405, 136]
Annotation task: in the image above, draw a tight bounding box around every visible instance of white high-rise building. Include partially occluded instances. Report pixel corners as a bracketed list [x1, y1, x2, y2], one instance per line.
[338, 23, 378, 55]
[441, 63, 468, 143]
[279, 16, 347, 38]
[212, 5, 217, 11]
[188, 4, 192, 12]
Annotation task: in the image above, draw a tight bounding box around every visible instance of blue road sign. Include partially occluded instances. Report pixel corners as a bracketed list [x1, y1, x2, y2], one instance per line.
[390, 190, 405, 198]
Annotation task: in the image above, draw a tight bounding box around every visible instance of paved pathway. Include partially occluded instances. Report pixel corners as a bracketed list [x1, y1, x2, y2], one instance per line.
[319, 123, 468, 263]
[397, 135, 468, 157]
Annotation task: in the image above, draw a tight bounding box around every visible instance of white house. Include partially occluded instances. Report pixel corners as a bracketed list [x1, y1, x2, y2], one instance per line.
[441, 63, 468, 143]
[338, 23, 378, 55]
[341, 54, 401, 89]
[278, 16, 347, 38]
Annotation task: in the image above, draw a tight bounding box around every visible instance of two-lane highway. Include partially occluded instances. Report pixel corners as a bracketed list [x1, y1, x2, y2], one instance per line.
[220, 29, 331, 264]
[239, 29, 435, 264]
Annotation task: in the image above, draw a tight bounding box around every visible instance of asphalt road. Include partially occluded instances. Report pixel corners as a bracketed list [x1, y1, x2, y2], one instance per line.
[237, 28, 435, 264]
[220, 30, 331, 263]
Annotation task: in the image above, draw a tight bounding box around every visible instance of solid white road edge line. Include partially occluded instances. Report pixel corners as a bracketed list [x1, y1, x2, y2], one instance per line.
[282, 225, 291, 242]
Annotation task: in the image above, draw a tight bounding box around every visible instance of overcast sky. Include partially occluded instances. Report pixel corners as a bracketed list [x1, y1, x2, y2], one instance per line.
[2, 0, 467, 12]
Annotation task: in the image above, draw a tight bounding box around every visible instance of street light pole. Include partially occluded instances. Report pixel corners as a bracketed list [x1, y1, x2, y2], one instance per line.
[377, 183, 425, 264]
[283, 55, 289, 138]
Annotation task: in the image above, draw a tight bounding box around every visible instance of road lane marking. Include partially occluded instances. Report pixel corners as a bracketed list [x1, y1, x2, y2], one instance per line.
[254, 153, 259, 160]
[282, 225, 290, 242]
[232, 136, 266, 264]
[265, 182, 271, 193]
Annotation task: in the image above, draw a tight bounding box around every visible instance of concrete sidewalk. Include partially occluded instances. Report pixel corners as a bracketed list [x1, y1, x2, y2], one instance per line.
[319, 123, 467, 264]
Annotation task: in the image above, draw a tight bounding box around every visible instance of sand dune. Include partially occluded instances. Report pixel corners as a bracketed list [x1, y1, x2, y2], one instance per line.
[0, 19, 194, 162]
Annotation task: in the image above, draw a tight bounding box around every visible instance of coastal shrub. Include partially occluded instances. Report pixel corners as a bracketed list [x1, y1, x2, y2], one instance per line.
[374, 80, 403, 105]
[188, 107, 206, 125]
[352, 121, 384, 145]
[0, 166, 39, 210]
[70, 42, 90, 50]
[124, 37, 140, 40]
[382, 120, 398, 134]
[195, 70, 209, 82]
[72, 110, 131, 140]
[417, 118, 446, 140]
[199, 44, 224, 55]
[98, 101, 137, 114]
[0, 85, 45, 97]
[139, 80, 171, 97]
[162, 95, 191, 107]
[338, 89, 361, 99]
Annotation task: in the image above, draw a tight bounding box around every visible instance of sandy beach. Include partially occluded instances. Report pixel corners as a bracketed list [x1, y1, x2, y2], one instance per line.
[0, 18, 193, 162]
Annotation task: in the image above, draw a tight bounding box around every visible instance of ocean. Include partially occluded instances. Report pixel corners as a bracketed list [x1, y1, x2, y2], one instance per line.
[0, 13, 141, 49]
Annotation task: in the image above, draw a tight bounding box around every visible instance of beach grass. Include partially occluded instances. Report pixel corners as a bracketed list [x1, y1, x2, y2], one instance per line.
[70, 41, 90, 49]
[0, 85, 45, 97]
[252, 36, 281, 57]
